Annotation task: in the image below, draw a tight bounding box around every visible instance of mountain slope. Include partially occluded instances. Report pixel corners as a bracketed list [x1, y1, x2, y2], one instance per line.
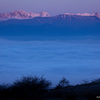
[0, 13, 100, 40]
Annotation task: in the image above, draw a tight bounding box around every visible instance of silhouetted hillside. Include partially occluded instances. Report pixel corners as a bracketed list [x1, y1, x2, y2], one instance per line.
[0, 76, 100, 100]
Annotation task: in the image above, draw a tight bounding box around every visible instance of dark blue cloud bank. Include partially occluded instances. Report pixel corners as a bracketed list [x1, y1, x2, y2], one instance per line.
[0, 40, 100, 85]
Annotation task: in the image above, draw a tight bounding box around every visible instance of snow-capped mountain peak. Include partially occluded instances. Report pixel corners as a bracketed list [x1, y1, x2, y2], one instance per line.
[0, 10, 100, 20]
[0, 10, 50, 19]
[8, 10, 28, 19]
[76, 13, 95, 16]
[39, 11, 50, 17]
[95, 12, 100, 18]
[64, 12, 100, 18]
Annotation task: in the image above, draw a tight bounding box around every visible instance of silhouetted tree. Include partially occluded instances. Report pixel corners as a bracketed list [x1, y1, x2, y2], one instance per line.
[56, 77, 69, 89]
[11, 76, 52, 100]
[91, 78, 100, 84]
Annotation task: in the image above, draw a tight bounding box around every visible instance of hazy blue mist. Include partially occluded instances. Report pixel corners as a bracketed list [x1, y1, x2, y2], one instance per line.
[0, 39, 100, 85]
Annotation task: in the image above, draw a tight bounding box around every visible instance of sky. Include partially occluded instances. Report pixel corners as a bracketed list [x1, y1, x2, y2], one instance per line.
[0, 0, 100, 16]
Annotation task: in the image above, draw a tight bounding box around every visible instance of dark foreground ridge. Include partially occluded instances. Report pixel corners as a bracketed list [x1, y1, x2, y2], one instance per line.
[0, 76, 100, 100]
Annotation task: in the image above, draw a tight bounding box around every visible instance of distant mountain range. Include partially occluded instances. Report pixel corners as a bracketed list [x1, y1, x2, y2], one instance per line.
[0, 10, 100, 20]
[0, 10, 100, 40]
[0, 10, 50, 20]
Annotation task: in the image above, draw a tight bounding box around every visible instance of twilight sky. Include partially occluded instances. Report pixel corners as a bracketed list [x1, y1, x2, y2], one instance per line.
[0, 0, 100, 16]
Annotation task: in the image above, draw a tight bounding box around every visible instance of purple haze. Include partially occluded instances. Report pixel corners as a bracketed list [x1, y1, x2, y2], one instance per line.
[0, 0, 100, 16]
